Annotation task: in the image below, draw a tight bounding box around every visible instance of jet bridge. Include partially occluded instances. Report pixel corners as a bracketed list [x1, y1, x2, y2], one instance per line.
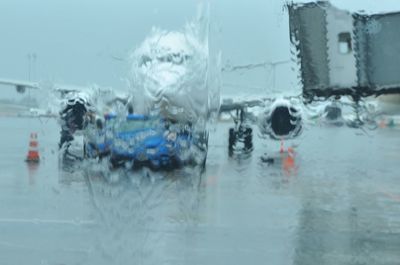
[288, 1, 400, 101]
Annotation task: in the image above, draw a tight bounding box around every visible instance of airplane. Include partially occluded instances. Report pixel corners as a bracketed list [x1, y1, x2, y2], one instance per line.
[3, 2, 393, 170]
[0, 8, 214, 171]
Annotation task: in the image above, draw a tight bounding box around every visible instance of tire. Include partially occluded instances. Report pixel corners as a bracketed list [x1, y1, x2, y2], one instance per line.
[59, 130, 74, 149]
[229, 128, 236, 147]
[228, 128, 237, 156]
[109, 155, 124, 169]
[201, 152, 207, 172]
[244, 127, 253, 150]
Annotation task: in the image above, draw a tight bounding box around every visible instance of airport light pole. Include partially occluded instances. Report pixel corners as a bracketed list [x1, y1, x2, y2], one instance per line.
[27, 52, 37, 81]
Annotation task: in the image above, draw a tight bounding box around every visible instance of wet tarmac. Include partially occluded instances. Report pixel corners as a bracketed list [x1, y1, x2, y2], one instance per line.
[0, 117, 399, 265]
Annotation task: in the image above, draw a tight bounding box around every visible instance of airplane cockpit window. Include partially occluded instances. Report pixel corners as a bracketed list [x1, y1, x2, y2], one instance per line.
[139, 55, 152, 67]
[139, 53, 191, 67]
[156, 53, 188, 64]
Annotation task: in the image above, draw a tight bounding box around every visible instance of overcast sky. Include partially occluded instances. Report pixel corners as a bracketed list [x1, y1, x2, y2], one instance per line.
[1, 0, 400, 99]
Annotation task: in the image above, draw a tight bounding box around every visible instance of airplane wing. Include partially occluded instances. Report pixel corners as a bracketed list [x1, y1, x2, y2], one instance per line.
[0, 78, 40, 93]
[0, 77, 122, 99]
[220, 98, 266, 113]
[0, 77, 112, 92]
[0, 77, 92, 95]
[0, 77, 131, 117]
[219, 93, 302, 114]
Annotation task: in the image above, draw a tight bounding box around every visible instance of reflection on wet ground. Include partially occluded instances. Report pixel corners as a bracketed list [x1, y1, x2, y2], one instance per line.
[81, 161, 204, 264]
[0, 117, 399, 264]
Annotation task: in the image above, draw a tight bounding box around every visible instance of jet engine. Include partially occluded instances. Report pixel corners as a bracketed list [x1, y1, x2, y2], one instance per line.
[59, 93, 93, 149]
[259, 99, 302, 140]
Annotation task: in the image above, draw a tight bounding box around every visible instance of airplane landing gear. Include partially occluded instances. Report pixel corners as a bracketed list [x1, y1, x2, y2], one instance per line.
[346, 95, 377, 130]
[228, 108, 253, 156]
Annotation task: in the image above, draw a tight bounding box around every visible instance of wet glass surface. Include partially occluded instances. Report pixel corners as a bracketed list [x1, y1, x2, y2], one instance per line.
[0, 118, 399, 264]
[1, 1, 400, 264]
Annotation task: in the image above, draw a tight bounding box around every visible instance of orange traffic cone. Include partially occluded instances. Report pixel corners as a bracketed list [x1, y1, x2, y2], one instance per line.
[282, 147, 296, 176]
[25, 132, 40, 163]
